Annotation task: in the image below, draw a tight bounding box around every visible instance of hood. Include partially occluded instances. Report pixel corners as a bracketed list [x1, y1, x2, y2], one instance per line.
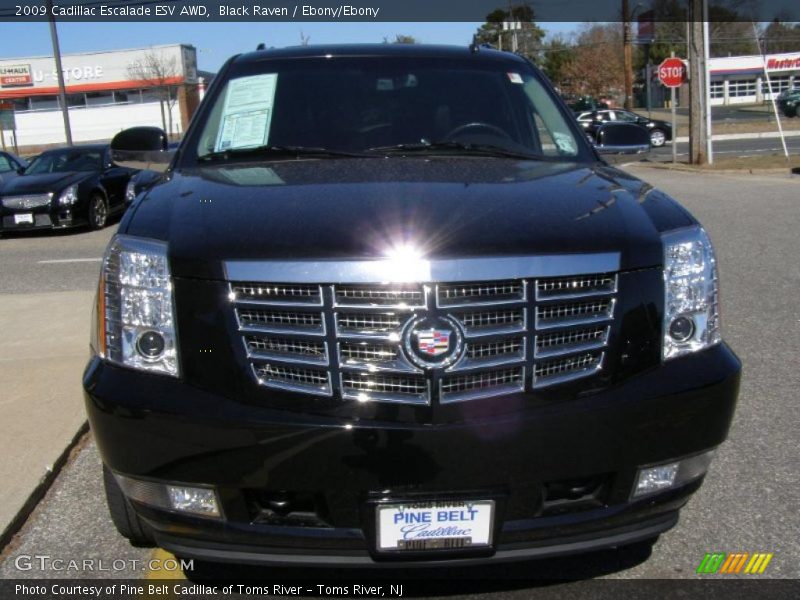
[124, 158, 695, 281]
[1, 171, 89, 196]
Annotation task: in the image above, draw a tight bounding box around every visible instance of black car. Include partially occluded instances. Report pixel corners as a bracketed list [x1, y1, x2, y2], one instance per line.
[577, 109, 673, 147]
[777, 87, 799, 118]
[0, 151, 27, 189]
[0, 144, 135, 233]
[85, 44, 740, 568]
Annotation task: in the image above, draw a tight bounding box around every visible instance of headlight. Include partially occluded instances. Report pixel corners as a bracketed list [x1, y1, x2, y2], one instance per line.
[662, 226, 721, 360]
[58, 184, 78, 206]
[92, 234, 179, 376]
[125, 180, 137, 203]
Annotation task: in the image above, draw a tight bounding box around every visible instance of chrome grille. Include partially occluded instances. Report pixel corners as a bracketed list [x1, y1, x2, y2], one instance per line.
[341, 373, 428, 404]
[455, 308, 525, 335]
[229, 270, 617, 403]
[254, 363, 331, 395]
[534, 353, 603, 388]
[1, 194, 52, 210]
[232, 283, 321, 305]
[441, 367, 525, 402]
[238, 309, 324, 334]
[438, 280, 524, 307]
[334, 284, 425, 308]
[336, 313, 404, 337]
[246, 335, 327, 364]
[536, 274, 616, 299]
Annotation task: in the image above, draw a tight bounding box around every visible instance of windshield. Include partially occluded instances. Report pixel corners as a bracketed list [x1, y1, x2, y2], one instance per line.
[194, 56, 583, 161]
[26, 148, 103, 175]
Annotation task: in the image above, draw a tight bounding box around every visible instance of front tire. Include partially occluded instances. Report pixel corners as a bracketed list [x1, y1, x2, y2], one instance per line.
[649, 129, 667, 147]
[103, 466, 156, 546]
[88, 193, 108, 230]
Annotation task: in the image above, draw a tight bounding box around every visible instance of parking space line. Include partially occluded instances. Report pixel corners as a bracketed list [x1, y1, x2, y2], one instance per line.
[144, 547, 186, 583]
[37, 258, 102, 264]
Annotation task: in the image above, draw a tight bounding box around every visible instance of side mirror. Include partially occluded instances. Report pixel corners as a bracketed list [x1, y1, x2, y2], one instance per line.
[593, 123, 651, 156]
[111, 127, 174, 173]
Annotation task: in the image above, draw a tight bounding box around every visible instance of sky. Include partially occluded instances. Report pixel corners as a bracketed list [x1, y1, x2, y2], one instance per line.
[0, 22, 576, 73]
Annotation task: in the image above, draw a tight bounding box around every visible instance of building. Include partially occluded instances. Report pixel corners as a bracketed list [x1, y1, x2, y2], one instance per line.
[0, 44, 205, 150]
[709, 51, 799, 106]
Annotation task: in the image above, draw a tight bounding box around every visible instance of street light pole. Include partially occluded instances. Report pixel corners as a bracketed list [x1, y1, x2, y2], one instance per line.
[623, 0, 634, 109]
[46, 0, 72, 146]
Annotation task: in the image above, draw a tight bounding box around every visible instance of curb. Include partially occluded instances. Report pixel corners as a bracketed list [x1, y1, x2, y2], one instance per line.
[628, 162, 798, 176]
[0, 422, 89, 552]
[675, 130, 800, 143]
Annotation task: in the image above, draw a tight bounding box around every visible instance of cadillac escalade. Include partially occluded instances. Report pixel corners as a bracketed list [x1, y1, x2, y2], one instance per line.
[83, 44, 741, 567]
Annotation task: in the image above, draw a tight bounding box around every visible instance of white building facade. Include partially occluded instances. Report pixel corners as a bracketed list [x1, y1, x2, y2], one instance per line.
[0, 44, 201, 149]
[709, 51, 800, 106]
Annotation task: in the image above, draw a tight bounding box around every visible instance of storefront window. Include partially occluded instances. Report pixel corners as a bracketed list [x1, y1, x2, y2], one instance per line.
[761, 76, 791, 94]
[29, 95, 60, 111]
[710, 81, 724, 99]
[86, 91, 115, 106]
[728, 79, 756, 98]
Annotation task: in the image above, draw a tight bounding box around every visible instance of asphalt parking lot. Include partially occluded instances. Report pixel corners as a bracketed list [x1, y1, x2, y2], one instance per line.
[0, 166, 798, 592]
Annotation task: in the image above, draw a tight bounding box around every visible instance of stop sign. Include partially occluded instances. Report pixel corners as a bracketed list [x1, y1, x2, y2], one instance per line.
[658, 58, 686, 87]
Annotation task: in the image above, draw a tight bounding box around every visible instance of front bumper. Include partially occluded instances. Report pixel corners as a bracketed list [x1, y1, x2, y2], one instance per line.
[0, 207, 87, 231]
[83, 343, 740, 566]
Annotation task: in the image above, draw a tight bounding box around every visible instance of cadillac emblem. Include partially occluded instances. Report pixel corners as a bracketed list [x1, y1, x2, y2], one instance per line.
[415, 328, 451, 357]
[403, 316, 464, 369]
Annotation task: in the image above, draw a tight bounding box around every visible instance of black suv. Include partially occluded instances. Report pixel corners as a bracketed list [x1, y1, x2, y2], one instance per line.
[84, 45, 740, 568]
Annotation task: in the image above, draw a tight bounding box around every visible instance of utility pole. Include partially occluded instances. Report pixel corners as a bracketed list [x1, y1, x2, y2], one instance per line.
[688, 0, 708, 165]
[47, 0, 72, 146]
[622, 0, 634, 109]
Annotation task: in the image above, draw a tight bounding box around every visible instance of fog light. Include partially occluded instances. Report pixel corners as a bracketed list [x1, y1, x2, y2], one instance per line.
[114, 473, 221, 519]
[167, 485, 220, 517]
[633, 450, 716, 498]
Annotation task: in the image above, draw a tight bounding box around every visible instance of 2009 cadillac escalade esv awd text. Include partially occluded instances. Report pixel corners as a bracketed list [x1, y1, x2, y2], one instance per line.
[83, 44, 740, 567]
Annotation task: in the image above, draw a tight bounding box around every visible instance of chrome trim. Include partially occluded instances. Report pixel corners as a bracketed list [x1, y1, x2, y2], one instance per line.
[251, 364, 333, 396]
[435, 280, 527, 309]
[334, 312, 411, 340]
[534, 275, 618, 301]
[337, 342, 422, 374]
[332, 284, 428, 310]
[532, 353, 604, 389]
[439, 367, 526, 404]
[339, 373, 431, 406]
[401, 315, 465, 371]
[236, 308, 327, 337]
[225, 253, 621, 284]
[453, 308, 527, 339]
[534, 326, 610, 359]
[244, 338, 330, 366]
[448, 337, 527, 372]
[534, 299, 615, 331]
[229, 283, 324, 307]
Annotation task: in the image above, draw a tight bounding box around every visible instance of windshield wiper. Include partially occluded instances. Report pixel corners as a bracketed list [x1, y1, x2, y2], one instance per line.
[366, 141, 542, 160]
[198, 145, 368, 162]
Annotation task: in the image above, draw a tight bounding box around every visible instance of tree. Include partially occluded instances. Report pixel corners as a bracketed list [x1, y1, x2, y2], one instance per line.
[384, 34, 417, 44]
[474, 3, 544, 61]
[127, 51, 180, 137]
[540, 36, 575, 90]
[761, 20, 800, 54]
[561, 24, 625, 100]
[299, 30, 311, 46]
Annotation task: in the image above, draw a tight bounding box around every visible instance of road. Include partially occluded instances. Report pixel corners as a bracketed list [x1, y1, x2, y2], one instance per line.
[650, 135, 800, 162]
[0, 168, 798, 594]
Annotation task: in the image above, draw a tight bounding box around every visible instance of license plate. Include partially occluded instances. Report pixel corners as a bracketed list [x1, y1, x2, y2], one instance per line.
[376, 500, 494, 551]
[14, 213, 34, 225]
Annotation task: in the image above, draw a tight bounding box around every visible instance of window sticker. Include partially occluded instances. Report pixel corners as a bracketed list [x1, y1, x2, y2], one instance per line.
[507, 72, 523, 84]
[215, 73, 278, 152]
[553, 132, 578, 155]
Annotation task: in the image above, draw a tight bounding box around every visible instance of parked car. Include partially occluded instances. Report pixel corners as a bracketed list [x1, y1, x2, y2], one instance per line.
[567, 96, 609, 113]
[0, 151, 27, 189]
[87, 44, 740, 568]
[577, 109, 673, 147]
[0, 144, 135, 233]
[777, 87, 799, 118]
